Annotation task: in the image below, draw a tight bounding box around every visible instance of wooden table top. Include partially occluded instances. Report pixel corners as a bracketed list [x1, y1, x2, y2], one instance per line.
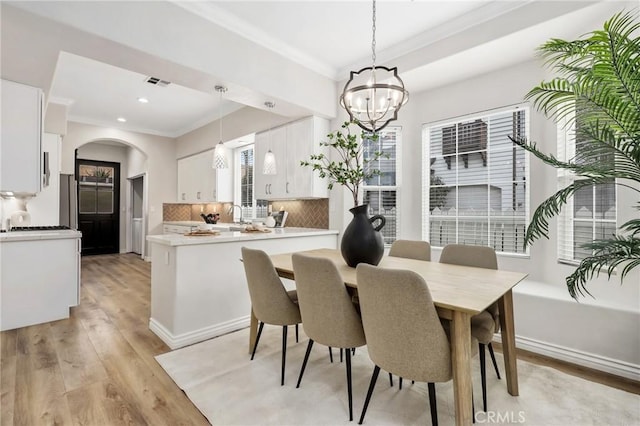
[270, 248, 528, 315]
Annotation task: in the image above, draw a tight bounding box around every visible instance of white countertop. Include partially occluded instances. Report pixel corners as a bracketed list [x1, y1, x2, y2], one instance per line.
[147, 227, 338, 247]
[0, 229, 82, 242]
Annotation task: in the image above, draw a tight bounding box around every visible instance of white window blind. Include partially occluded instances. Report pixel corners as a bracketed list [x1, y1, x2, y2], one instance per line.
[423, 106, 529, 254]
[237, 145, 267, 220]
[556, 107, 616, 263]
[363, 127, 400, 245]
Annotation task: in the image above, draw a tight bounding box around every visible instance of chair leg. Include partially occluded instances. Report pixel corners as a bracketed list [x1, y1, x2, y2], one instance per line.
[399, 377, 403, 390]
[296, 339, 314, 388]
[428, 382, 438, 426]
[281, 326, 287, 386]
[346, 347, 353, 421]
[295, 323, 299, 343]
[358, 365, 381, 425]
[340, 348, 343, 362]
[487, 342, 501, 379]
[250, 321, 264, 361]
[479, 343, 487, 412]
[329, 347, 334, 363]
[389, 373, 393, 387]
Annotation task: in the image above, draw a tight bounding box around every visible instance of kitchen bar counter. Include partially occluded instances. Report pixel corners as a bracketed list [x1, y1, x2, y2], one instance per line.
[147, 227, 338, 349]
[148, 227, 337, 246]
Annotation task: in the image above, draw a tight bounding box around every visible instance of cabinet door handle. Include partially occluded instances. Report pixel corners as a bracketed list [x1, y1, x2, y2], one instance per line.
[197, 191, 201, 200]
[269, 184, 272, 194]
[181, 193, 186, 200]
[286, 182, 290, 193]
[265, 184, 268, 195]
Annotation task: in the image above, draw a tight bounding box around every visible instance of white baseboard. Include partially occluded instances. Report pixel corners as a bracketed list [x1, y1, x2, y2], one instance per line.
[144, 256, 151, 262]
[149, 316, 250, 350]
[495, 334, 640, 381]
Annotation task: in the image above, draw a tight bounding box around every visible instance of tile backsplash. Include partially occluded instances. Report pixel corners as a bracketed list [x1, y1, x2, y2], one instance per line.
[163, 198, 329, 229]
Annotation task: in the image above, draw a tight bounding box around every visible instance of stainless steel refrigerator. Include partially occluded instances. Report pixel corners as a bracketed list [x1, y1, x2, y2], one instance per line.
[59, 174, 78, 229]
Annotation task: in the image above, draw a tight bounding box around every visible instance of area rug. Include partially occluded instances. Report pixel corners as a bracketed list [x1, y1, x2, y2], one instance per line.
[156, 327, 639, 425]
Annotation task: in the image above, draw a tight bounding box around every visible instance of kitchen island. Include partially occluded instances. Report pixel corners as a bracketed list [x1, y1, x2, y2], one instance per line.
[147, 227, 338, 349]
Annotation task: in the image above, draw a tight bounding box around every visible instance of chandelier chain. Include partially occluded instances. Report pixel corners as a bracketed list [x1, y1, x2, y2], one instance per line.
[371, 0, 376, 66]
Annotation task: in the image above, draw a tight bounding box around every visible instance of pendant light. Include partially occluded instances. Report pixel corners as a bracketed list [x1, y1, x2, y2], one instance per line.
[212, 85, 228, 169]
[339, 0, 408, 133]
[263, 101, 277, 175]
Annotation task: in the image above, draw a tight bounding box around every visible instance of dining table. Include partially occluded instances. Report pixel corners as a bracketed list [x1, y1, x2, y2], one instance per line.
[249, 248, 528, 426]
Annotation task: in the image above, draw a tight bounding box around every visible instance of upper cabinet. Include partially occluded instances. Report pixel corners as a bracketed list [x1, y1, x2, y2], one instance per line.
[255, 116, 329, 200]
[177, 149, 232, 203]
[1, 80, 43, 195]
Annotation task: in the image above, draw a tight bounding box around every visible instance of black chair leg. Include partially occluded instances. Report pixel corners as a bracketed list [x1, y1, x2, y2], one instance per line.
[399, 377, 403, 390]
[358, 365, 381, 424]
[389, 373, 393, 387]
[281, 326, 287, 386]
[295, 323, 299, 343]
[428, 382, 438, 426]
[296, 339, 314, 388]
[340, 348, 343, 362]
[346, 347, 353, 421]
[479, 343, 487, 412]
[487, 342, 501, 379]
[329, 347, 334, 363]
[251, 321, 264, 361]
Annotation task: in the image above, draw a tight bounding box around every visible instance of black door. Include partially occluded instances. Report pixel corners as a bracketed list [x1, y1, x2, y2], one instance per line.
[76, 159, 120, 255]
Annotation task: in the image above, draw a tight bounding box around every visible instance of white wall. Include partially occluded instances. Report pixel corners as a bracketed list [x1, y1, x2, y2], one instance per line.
[61, 122, 176, 257]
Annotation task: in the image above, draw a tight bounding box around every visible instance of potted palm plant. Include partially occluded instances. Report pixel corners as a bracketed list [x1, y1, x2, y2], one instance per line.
[510, 10, 639, 299]
[301, 121, 387, 266]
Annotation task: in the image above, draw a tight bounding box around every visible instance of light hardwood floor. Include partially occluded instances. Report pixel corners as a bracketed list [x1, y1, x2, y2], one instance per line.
[1, 254, 637, 425]
[1, 254, 208, 425]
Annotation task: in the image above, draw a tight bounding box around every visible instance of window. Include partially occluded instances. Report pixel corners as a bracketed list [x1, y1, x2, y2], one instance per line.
[423, 106, 529, 254]
[236, 145, 267, 220]
[557, 107, 616, 263]
[78, 164, 115, 214]
[363, 127, 400, 245]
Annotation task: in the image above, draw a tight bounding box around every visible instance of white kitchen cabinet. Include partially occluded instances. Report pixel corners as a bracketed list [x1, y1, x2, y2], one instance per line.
[254, 116, 329, 200]
[254, 125, 286, 199]
[177, 149, 232, 203]
[0, 79, 43, 195]
[0, 232, 81, 331]
[25, 133, 61, 225]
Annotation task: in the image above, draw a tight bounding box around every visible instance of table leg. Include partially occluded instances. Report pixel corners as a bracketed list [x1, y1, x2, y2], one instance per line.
[249, 307, 258, 354]
[451, 310, 473, 426]
[498, 289, 519, 396]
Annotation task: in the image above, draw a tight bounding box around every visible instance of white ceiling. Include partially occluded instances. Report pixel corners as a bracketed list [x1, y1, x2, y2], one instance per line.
[3, 1, 629, 138]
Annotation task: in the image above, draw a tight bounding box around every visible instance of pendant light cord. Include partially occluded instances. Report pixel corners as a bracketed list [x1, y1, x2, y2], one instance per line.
[371, 0, 376, 67]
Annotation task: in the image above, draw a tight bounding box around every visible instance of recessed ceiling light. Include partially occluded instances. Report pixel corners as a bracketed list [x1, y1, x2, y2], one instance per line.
[137, 97, 149, 103]
[117, 117, 127, 122]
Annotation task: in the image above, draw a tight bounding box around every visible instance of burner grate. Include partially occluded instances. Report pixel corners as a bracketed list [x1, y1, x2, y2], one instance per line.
[9, 225, 72, 231]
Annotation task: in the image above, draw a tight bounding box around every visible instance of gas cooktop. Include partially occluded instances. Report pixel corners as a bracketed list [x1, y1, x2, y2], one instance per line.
[1, 225, 72, 233]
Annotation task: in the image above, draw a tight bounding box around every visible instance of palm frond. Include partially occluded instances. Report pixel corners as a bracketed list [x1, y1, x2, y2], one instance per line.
[567, 235, 640, 298]
[522, 179, 601, 245]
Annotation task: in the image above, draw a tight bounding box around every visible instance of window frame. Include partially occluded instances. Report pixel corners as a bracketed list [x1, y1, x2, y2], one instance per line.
[556, 105, 617, 265]
[362, 126, 401, 247]
[422, 104, 531, 256]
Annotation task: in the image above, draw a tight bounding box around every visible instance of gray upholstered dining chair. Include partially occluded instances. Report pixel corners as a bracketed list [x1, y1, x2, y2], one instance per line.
[389, 239, 431, 261]
[439, 243, 501, 412]
[387, 239, 432, 388]
[356, 263, 477, 425]
[291, 253, 367, 422]
[241, 247, 302, 386]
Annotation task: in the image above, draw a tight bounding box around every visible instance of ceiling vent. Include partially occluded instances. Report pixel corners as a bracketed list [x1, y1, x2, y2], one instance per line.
[145, 76, 171, 87]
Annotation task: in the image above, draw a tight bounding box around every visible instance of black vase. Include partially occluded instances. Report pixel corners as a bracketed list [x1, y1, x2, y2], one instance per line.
[341, 204, 386, 267]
